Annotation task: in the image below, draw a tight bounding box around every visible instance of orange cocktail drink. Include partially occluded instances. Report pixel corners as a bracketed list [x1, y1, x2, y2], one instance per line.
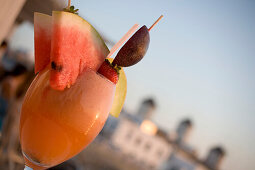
[20, 68, 115, 169]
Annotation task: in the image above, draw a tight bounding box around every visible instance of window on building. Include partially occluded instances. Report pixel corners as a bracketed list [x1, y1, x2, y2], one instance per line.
[125, 129, 133, 140]
[135, 136, 142, 146]
[170, 166, 181, 170]
[139, 160, 146, 166]
[144, 142, 151, 151]
[149, 164, 155, 170]
[128, 153, 135, 159]
[156, 149, 163, 157]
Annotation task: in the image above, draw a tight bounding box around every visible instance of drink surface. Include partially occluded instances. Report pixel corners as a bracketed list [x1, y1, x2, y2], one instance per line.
[20, 67, 115, 168]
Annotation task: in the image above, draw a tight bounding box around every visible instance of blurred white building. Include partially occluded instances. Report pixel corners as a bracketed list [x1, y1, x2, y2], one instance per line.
[100, 98, 226, 170]
[111, 118, 171, 169]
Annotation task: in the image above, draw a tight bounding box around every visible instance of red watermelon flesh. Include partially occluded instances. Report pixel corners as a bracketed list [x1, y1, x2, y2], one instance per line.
[50, 11, 109, 90]
[34, 12, 52, 74]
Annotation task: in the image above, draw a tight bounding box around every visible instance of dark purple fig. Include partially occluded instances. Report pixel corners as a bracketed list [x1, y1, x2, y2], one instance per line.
[113, 25, 150, 67]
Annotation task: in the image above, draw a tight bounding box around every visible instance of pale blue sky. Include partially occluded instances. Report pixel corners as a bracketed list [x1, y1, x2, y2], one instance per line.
[11, 0, 255, 169]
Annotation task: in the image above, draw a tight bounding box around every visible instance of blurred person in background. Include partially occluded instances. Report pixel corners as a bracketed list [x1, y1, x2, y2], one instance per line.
[0, 40, 9, 131]
[0, 41, 8, 61]
[0, 58, 34, 169]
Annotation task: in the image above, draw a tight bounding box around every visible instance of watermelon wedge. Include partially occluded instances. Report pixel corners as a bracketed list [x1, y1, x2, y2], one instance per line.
[34, 12, 52, 74]
[50, 11, 109, 90]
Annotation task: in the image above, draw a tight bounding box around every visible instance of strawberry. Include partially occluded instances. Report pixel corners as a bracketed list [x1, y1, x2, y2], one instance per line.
[98, 59, 120, 84]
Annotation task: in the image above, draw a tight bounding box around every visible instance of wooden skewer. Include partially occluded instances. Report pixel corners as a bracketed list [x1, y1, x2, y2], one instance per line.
[148, 15, 163, 31]
[107, 24, 139, 58]
[68, 0, 71, 9]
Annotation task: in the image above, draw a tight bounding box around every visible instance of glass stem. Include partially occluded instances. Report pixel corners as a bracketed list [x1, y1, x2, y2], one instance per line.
[24, 165, 33, 170]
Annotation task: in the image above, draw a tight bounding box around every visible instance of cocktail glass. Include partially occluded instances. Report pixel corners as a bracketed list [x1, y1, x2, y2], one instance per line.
[19, 67, 116, 169]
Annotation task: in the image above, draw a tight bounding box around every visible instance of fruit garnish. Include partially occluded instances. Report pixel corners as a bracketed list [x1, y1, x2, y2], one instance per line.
[50, 11, 109, 90]
[96, 25, 139, 117]
[63, 6, 79, 15]
[34, 11, 109, 91]
[113, 25, 150, 67]
[96, 24, 140, 85]
[107, 58, 127, 117]
[63, 0, 79, 14]
[33, 0, 162, 119]
[34, 0, 109, 91]
[96, 57, 127, 118]
[34, 12, 52, 74]
[112, 15, 163, 67]
[98, 59, 120, 84]
[97, 16, 162, 117]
